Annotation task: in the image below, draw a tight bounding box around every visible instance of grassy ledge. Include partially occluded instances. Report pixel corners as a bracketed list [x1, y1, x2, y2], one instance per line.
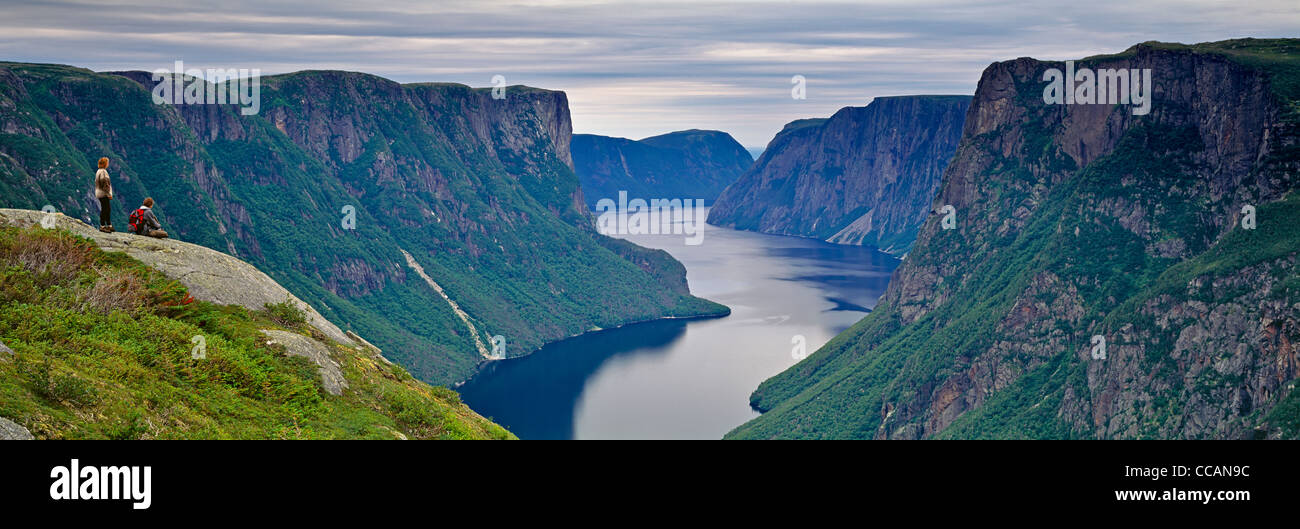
[0, 226, 513, 440]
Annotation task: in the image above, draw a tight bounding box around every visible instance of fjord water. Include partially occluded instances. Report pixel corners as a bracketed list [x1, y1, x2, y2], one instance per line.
[459, 213, 900, 439]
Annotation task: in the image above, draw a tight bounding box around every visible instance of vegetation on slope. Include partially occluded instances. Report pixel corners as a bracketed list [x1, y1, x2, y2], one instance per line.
[0, 225, 513, 439]
[0, 63, 726, 386]
[730, 39, 1300, 440]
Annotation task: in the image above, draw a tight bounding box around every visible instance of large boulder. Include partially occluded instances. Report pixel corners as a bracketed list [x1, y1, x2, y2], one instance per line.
[0, 209, 353, 345]
[0, 417, 33, 440]
[259, 329, 348, 396]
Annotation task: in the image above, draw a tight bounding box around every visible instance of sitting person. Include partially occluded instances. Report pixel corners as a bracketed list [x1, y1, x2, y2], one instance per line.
[128, 197, 168, 239]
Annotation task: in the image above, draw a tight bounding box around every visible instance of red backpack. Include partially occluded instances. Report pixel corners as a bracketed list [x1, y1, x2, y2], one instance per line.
[128, 207, 146, 234]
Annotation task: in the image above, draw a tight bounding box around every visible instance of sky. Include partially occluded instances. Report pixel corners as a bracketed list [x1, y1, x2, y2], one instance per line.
[1, 0, 1296, 148]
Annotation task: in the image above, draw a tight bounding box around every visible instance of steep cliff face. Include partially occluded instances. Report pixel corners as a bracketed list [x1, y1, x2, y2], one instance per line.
[0, 62, 725, 386]
[731, 39, 1300, 439]
[708, 95, 970, 254]
[571, 129, 752, 207]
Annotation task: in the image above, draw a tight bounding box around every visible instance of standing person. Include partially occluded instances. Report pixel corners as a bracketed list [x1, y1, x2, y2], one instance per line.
[129, 197, 168, 239]
[94, 157, 113, 232]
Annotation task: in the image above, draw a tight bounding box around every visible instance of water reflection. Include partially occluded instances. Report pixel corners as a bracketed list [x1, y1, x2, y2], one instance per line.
[459, 318, 697, 440]
[459, 219, 899, 439]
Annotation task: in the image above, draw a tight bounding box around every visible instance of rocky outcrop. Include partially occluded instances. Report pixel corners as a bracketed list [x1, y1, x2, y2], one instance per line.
[733, 39, 1300, 440]
[345, 330, 392, 365]
[0, 62, 725, 386]
[1085, 258, 1299, 438]
[0, 213, 514, 439]
[572, 129, 753, 207]
[709, 96, 970, 254]
[260, 329, 348, 396]
[0, 416, 32, 440]
[0, 208, 353, 345]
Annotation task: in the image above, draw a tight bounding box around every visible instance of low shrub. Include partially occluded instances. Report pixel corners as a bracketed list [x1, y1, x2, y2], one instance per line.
[264, 297, 308, 330]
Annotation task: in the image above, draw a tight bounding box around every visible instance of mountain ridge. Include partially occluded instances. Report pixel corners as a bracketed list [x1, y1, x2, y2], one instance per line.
[708, 94, 970, 255]
[0, 60, 727, 387]
[729, 38, 1300, 440]
[571, 129, 752, 207]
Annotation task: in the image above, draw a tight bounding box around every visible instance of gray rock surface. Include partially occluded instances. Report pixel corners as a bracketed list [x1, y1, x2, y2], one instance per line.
[737, 41, 1300, 440]
[345, 330, 393, 365]
[0, 339, 12, 359]
[0, 208, 353, 345]
[259, 329, 348, 396]
[0, 417, 33, 440]
[709, 95, 970, 255]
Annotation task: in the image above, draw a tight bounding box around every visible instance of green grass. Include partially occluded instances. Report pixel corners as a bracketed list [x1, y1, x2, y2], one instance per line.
[0, 62, 728, 387]
[0, 226, 513, 439]
[1085, 39, 1300, 107]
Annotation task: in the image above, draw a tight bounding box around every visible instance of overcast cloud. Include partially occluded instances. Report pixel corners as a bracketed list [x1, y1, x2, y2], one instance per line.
[1, 0, 1296, 147]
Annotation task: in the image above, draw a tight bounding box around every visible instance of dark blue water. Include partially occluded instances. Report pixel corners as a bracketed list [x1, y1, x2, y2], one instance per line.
[459, 220, 899, 439]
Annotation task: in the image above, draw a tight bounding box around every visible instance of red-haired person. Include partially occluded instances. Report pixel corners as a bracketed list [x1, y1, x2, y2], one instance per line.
[94, 157, 113, 232]
[129, 197, 168, 239]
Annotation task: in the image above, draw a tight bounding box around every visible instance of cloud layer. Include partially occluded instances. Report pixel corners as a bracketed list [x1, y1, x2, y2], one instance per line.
[2, 0, 1296, 146]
